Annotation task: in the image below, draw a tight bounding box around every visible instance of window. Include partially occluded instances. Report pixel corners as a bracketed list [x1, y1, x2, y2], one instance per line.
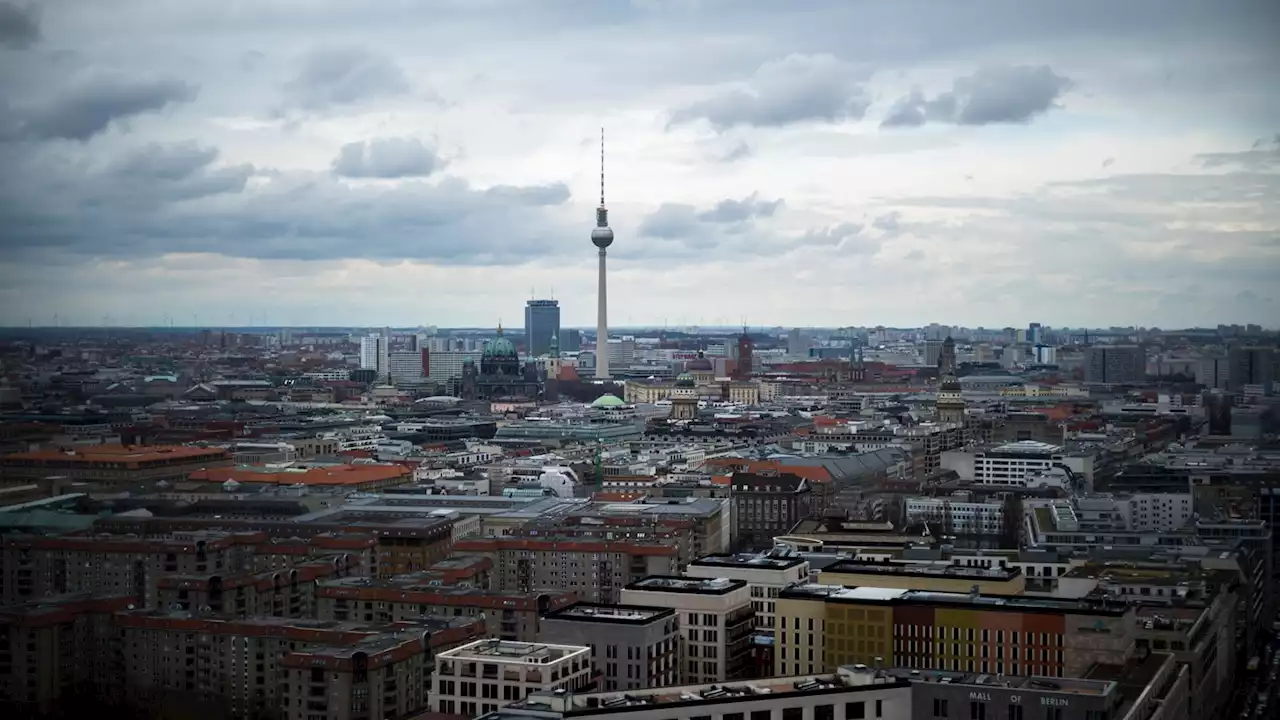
[814, 705, 834, 720]
[876, 699, 883, 717]
[725, 714, 745, 720]
[1008, 706, 1023, 720]
[750, 712, 771, 720]
[933, 698, 949, 718]
[846, 701, 866, 719]
[970, 701, 986, 720]
[782, 709, 802, 720]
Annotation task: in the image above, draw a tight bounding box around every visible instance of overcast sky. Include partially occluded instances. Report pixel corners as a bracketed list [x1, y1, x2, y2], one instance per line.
[0, 0, 1277, 330]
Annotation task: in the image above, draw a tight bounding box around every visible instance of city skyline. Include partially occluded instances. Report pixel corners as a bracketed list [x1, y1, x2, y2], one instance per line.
[0, 1, 1277, 328]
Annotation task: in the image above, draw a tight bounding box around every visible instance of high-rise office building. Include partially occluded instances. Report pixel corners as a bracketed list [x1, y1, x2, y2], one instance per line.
[1084, 345, 1144, 384]
[1228, 345, 1275, 394]
[359, 335, 381, 370]
[561, 329, 582, 353]
[524, 299, 560, 357]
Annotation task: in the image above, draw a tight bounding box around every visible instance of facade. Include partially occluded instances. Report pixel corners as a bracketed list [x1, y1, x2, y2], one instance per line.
[386, 350, 427, 385]
[113, 611, 481, 720]
[538, 603, 680, 691]
[730, 472, 812, 551]
[427, 350, 483, 384]
[904, 497, 1006, 535]
[525, 299, 561, 357]
[685, 549, 811, 636]
[619, 576, 755, 684]
[430, 639, 594, 717]
[452, 537, 682, 604]
[774, 584, 1134, 679]
[1084, 345, 1144, 384]
[480, 665, 912, 720]
[359, 334, 381, 370]
[316, 577, 577, 642]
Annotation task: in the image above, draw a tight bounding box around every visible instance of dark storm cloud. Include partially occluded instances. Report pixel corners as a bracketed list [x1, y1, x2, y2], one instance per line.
[13, 76, 198, 141]
[669, 54, 871, 131]
[0, 141, 573, 265]
[0, 2, 38, 48]
[638, 194, 783, 239]
[881, 66, 1071, 129]
[332, 138, 445, 178]
[283, 47, 412, 110]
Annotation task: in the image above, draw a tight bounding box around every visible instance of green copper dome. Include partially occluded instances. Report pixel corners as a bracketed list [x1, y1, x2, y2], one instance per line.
[591, 393, 626, 408]
[675, 372, 696, 388]
[484, 324, 518, 357]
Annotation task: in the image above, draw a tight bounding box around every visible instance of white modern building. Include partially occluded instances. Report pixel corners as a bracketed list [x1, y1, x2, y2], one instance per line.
[620, 576, 754, 685]
[359, 335, 382, 370]
[904, 496, 1005, 534]
[387, 350, 425, 385]
[430, 639, 593, 718]
[684, 548, 810, 636]
[941, 440, 1094, 490]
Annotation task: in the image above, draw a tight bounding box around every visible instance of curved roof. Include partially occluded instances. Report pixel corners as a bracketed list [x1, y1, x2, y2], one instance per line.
[416, 395, 461, 404]
[591, 394, 626, 408]
[485, 335, 517, 357]
[675, 372, 696, 388]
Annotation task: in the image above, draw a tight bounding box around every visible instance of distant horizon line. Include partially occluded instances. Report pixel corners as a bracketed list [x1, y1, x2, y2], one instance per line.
[0, 324, 1275, 333]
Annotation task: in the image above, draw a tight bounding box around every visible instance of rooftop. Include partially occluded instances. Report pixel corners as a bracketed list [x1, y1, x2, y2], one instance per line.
[543, 603, 675, 624]
[822, 559, 1022, 581]
[689, 549, 808, 571]
[1, 444, 229, 465]
[780, 583, 1131, 616]
[439, 638, 589, 663]
[624, 576, 747, 595]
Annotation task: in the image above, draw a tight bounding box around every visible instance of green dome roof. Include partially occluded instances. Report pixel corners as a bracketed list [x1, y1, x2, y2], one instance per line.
[591, 394, 626, 408]
[675, 372, 696, 388]
[484, 326, 517, 357]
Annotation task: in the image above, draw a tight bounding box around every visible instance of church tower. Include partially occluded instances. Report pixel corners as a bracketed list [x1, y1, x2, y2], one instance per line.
[936, 336, 966, 426]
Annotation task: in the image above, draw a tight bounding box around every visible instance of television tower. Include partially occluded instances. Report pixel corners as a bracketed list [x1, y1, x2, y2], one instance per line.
[591, 128, 614, 380]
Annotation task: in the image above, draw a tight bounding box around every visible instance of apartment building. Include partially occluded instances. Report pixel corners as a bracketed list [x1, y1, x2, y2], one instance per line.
[816, 560, 1026, 596]
[430, 639, 594, 717]
[316, 577, 576, 642]
[479, 664, 913, 720]
[0, 533, 250, 606]
[453, 537, 681, 604]
[684, 548, 811, 636]
[155, 558, 358, 617]
[904, 496, 1006, 535]
[619, 576, 755, 684]
[0, 594, 136, 717]
[538, 603, 680, 691]
[114, 611, 481, 720]
[774, 584, 1134, 679]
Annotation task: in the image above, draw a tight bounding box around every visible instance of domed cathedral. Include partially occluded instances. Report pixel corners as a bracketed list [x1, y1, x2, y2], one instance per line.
[460, 324, 543, 401]
[669, 372, 700, 420]
[687, 350, 716, 386]
[935, 336, 966, 426]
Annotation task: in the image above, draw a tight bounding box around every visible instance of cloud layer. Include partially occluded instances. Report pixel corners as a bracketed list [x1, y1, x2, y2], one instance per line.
[0, 0, 1276, 328]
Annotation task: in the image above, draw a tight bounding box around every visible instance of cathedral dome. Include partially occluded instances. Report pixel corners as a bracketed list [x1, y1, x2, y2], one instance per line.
[484, 329, 517, 358]
[675, 372, 696, 388]
[687, 351, 713, 372]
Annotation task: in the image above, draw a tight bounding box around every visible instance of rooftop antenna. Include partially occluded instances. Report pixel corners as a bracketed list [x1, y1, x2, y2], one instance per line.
[599, 126, 606, 208]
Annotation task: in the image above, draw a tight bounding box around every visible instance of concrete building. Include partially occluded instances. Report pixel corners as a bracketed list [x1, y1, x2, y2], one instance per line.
[538, 603, 680, 691]
[112, 610, 481, 720]
[430, 638, 593, 717]
[453, 537, 682, 604]
[525, 299, 561, 357]
[620, 576, 755, 684]
[316, 577, 577, 642]
[685, 548, 811, 636]
[941, 440, 1093, 491]
[1084, 345, 1144, 384]
[730, 472, 813, 551]
[386, 350, 427, 385]
[479, 665, 913, 720]
[774, 584, 1133, 679]
[904, 496, 1007, 536]
[0, 444, 232, 488]
[1227, 345, 1275, 393]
